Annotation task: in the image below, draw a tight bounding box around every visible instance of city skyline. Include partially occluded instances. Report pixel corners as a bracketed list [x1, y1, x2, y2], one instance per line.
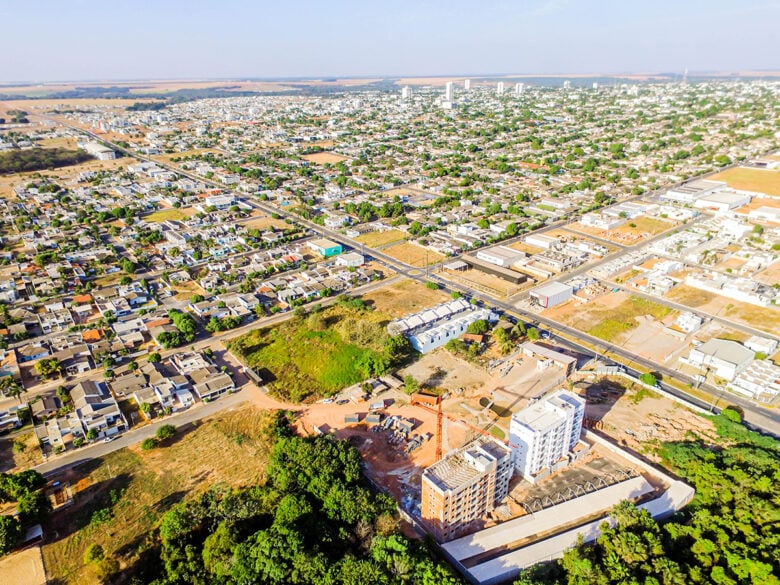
[1, 0, 779, 82]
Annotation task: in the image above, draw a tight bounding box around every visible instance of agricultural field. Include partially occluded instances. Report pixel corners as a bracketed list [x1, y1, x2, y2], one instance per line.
[227, 302, 406, 401]
[712, 166, 780, 196]
[353, 228, 407, 248]
[383, 241, 445, 266]
[42, 407, 279, 585]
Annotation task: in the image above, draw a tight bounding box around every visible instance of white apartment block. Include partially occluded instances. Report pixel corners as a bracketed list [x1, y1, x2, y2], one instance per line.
[509, 390, 585, 483]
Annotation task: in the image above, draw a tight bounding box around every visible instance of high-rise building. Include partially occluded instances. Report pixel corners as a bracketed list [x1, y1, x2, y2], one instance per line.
[421, 437, 514, 542]
[496, 82, 505, 95]
[401, 86, 412, 100]
[464, 79, 471, 91]
[445, 81, 454, 102]
[563, 80, 571, 90]
[515, 82, 524, 95]
[509, 390, 585, 482]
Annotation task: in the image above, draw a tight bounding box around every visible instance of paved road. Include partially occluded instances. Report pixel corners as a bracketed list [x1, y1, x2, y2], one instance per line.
[62, 126, 780, 437]
[36, 390, 250, 476]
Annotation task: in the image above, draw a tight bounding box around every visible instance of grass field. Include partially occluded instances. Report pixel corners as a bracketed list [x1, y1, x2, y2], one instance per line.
[42, 407, 279, 585]
[383, 242, 445, 266]
[145, 208, 193, 223]
[354, 229, 407, 248]
[227, 305, 392, 401]
[586, 296, 673, 342]
[711, 167, 780, 196]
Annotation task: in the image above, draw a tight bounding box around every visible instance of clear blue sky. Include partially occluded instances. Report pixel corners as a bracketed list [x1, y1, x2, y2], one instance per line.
[1, 0, 778, 82]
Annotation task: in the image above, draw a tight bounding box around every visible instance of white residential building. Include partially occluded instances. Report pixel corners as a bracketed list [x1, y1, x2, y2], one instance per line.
[509, 390, 585, 482]
[686, 339, 754, 381]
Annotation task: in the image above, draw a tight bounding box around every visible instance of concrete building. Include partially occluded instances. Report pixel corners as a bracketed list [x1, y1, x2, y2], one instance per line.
[421, 437, 514, 542]
[515, 83, 524, 95]
[401, 86, 412, 100]
[692, 191, 751, 213]
[729, 359, 780, 403]
[464, 79, 471, 91]
[496, 82, 505, 96]
[529, 281, 573, 308]
[82, 141, 116, 160]
[445, 81, 454, 102]
[475, 245, 525, 268]
[509, 390, 585, 482]
[308, 238, 343, 258]
[686, 338, 754, 381]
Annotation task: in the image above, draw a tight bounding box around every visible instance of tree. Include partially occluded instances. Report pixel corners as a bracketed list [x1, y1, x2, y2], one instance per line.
[87, 428, 98, 441]
[0, 515, 22, 556]
[156, 424, 176, 441]
[35, 358, 61, 380]
[526, 327, 540, 341]
[141, 438, 157, 450]
[403, 375, 419, 394]
[0, 378, 24, 402]
[466, 319, 489, 335]
[425, 281, 439, 290]
[148, 352, 161, 363]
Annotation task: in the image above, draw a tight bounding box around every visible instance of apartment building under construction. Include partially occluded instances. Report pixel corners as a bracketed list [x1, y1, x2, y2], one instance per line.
[421, 437, 514, 542]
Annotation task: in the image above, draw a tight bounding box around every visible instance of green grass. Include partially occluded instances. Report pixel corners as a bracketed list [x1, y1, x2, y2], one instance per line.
[586, 296, 672, 342]
[489, 425, 506, 440]
[228, 306, 392, 401]
[631, 386, 660, 404]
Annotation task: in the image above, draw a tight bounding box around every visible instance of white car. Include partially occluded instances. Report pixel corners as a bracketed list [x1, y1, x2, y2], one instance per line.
[103, 436, 114, 443]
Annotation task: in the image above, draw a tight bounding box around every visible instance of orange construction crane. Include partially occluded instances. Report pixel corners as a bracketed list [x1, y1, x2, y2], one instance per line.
[411, 392, 518, 461]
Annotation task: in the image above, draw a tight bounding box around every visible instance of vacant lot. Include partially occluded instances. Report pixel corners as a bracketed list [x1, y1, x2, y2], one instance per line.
[666, 284, 780, 334]
[586, 296, 673, 342]
[42, 406, 279, 585]
[301, 152, 348, 165]
[383, 242, 445, 266]
[712, 166, 780, 196]
[354, 229, 407, 248]
[243, 215, 290, 231]
[227, 304, 394, 401]
[0, 430, 42, 472]
[145, 208, 194, 223]
[362, 278, 448, 317]
[440, 267, 524, 298]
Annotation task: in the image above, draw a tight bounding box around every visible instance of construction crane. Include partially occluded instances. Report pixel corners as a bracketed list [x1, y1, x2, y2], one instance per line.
[410, 392, 518, 461]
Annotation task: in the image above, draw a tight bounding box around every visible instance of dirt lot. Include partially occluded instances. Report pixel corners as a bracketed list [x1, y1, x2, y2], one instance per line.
[301, 152, 348, 165]
[569, 216, 675, 245]
[354, 229, 407, 248]
[665, 284, 780, 334]
[0, 430, 43, 472]
[753, 259, 780, 286]
[383, 242, 445, 267]
[361, 278, 449, 318]
[243, 216, 290, 231]
[399, 349, 487, 393]
[0, 545, 47, 585]
[438, 267, 524, 298]
[712, 166, 780, 196]
[582, 377, 717, 460]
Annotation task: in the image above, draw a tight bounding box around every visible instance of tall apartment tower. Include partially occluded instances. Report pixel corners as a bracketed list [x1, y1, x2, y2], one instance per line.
[421, 437, 514, 542]
[515, 82, 524, 95]
[563, 80, 571, 90]
[509, 390, 585, 483]
[444, 81, 454, 102]
[496, 82, 505, 95]
[464, 79, 471, 91]
[401, 86, 412, 100]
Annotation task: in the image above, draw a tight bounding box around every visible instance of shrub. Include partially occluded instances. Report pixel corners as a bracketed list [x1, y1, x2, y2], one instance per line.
[156, 424, 176, 441]
[638, 372, 657, 387]
[84, 543, 105, 563]
[141, 438, 157, 451]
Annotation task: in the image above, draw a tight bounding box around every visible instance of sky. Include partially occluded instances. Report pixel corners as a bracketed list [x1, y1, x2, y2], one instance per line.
[1, 0, 779, 82]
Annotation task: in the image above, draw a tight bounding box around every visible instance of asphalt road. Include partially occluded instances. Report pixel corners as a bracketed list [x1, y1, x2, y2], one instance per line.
[62, 127, 780, 437]
[36, 390, 249, 476]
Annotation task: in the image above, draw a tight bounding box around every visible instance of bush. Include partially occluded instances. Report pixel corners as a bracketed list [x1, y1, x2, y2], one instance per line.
[141, 438, 157, 451]
[84, 543, 105, 563]
[156, 424, 176, 441]
[638, 372, 657, 386]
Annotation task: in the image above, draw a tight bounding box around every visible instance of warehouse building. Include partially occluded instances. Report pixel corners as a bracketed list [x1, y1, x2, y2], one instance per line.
[529, 281, 573, 308]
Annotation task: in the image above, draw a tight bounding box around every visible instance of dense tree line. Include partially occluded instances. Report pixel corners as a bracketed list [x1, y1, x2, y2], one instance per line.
[0, 470, 51, 555]
[157, 309, 198, 348]
[127, 413, 461, 584]
[0, 148, 93, 174]
[515, 410, 780, 585]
